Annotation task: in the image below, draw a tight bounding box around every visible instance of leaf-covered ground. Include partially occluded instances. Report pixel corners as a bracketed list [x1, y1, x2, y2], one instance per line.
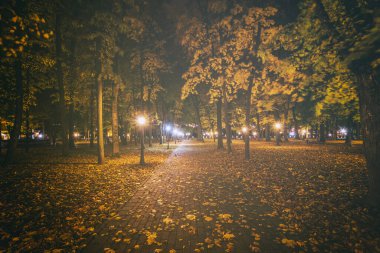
[83, 140, 380, 253]
[1, 140, 380, 253]
[0, 144, 172, 252]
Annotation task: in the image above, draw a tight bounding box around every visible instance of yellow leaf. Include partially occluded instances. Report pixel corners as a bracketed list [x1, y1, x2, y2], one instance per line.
[204, 216, 213, 222]
[186, 214, 196, 221]
[223, 233, 235, 240]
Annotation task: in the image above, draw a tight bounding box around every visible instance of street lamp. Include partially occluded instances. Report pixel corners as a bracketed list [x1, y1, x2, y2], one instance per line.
[165, 125, 171, 149]
[136, 115, 146, 165]
[274, 122, 282, 146]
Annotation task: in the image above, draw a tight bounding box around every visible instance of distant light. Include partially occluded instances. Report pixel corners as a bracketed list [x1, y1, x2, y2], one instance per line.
[301, 129, 307, 134]
[38, 134, 44, 139]
[340, 128, 347, 134]
[274, 122, 282, 130]
[242, 127, 248, 133]
[74, 132, 80, 137]
[136, 115, 146, 126]
[186, 132, 191, 136]
[165, 125, 172, 132]
[253, 131, 257, 136]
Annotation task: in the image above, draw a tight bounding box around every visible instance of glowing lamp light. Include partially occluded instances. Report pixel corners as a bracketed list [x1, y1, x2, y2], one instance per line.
[242, 126, 248, 134]
[274, 122, 282, 130]
[136, 115, 146, 126]
[165, 125, 172, 132]
[253, 131, 257, 136]
[340, 128, 347, 134]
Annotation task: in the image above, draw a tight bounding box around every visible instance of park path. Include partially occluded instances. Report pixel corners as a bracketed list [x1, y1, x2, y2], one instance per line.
[82, 141, 287, 253]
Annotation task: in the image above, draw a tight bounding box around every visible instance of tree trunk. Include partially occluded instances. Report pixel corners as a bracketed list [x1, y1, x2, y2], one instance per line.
[217, 98, 223, 149]
[292, 105, 300, 140]
[68, 98, 75, 148]
[111, 80, 120, 155]
[96, 38, 104, 165]
[97, 77, 104, 164]
[25, 67, 31, 153]
[244, 83, 253, 160]
[89, 80, 95, 147]
[265, 112, 271, 141]
[55, 13, 68, 156]
[283, 98, 290, 142]
[4, 57, 23, 165]
[192, 96, 204, 142]
[319, 122, 326, 143]
[224, 101, 232, 153]
[256, 113, 262, 140]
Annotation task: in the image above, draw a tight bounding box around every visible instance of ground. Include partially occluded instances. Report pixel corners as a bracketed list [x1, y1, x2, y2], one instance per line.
[0, 140, 379, 252]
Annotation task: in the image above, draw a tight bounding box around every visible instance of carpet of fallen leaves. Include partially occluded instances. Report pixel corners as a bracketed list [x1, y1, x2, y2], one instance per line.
[1, 140, 380, 253]
[81, 140, 379, 253]
[0, 144, 172, 252]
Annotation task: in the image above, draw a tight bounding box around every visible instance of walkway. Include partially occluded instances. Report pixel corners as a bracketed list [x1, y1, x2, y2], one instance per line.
[82, 141, 287, 253]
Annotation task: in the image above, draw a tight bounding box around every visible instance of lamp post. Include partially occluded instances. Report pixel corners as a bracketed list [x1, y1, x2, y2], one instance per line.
[165, 125, 171, 149]
[275, 122, 282, 146]
[137, 115, 146, 165]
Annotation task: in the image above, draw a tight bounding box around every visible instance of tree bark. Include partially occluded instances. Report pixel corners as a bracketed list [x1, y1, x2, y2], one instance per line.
[224, 101, 232, 153]
[244, 83, 253, 160]
[111, 80, 120, 155]
[25, 67, 31, 153]
[55, 13, 69, 155]
[256, 113, 262, 140]
[4, 57, 23, 165]
[97, 77, 104, 164]
[96, 38, 104, 165]
[292, 105, 300, 140]
[357, 70, 380, 208]
[192, 96, 204, 142]
[217, 98, 223, 149]
[89, 79, 95, 147]
[319, 122, 326, 143]
[68, 38, 77, 149]
[265, 112, 271, 141]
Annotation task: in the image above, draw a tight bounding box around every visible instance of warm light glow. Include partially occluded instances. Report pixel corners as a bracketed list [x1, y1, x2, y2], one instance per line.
[274, 122, 282, 130]
[253, 131, 257, 136]
[136, 115, 146, 126]
[242, 127, 248, 133]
